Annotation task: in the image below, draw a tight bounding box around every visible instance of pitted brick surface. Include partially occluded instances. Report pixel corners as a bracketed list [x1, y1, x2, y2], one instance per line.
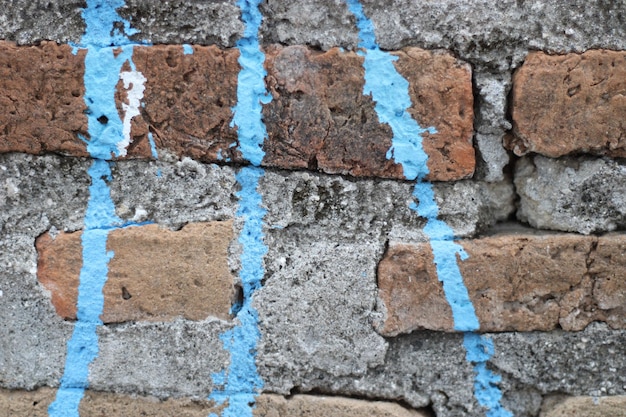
[510, 50, 626, 158]
[376, 234, 626, 335]
[0, 41, 88, 156]
[263, 45, 474, 181]
[0, 41, 473, 180]
[131, 44, 242, 163]
[36, 222, 235, 323]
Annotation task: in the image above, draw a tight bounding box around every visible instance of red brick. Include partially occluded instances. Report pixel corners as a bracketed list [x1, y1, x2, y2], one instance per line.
[376, 234, 626, 335]
[510, 50, 626, 158]
[0, 41, 89, 156]
[130, 44, 242, 162]
[262, 45, 474, 181]
[1, 41, 473, 180]
[36, 222, 235, 323]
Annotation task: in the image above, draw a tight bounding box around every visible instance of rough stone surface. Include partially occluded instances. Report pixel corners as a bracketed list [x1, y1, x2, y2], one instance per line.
[89, 320, 231, 398]
[131, 45, 241, 163]
[36, 222, 235, 323]
[490, 323, 626, 398]
[276, 324, 626, 417]
[0, 388, 222, 417]
[0, 0, 86, 45]
[254, 394, 429, 417]
[0, 41, 88, 156]
[376, 233, 626, 335]
[540, 395, 626, 417]
[515, 156, 626, 234]
[118, 0, 244, 47]
[256, 240, 388, 383]
[473, 71, 512, 182]
[260, 170, 515, 245]
[510, 50, 626, 158]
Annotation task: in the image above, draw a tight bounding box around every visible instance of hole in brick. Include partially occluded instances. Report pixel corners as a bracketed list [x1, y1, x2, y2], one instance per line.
[122, 286, 132, 300]
[231, 284, 244, 315]
[97, 115, 109, 124]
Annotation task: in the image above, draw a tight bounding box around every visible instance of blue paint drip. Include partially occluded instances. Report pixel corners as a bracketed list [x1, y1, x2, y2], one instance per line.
[183, 44, 194, 55]
[147, 132, 159, 159]
[464, 334, 514, 417]
[210, 167, 266, 417]
[80, 0, 138, 48]
[229, 0, 271, 166]
[48, 160, 120, 417]
[49, 2, 144, 416]
[210, 1, 270, 415]
[82, 46, 135, 159]
[345, 1, 512, 415]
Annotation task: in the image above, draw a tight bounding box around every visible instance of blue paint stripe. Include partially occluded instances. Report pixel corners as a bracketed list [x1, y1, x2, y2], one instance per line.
[229, 0, 271, 166]
[210, 1, 270, 416]
[49, 2, 145, 416]
[344, 2, 512, 416]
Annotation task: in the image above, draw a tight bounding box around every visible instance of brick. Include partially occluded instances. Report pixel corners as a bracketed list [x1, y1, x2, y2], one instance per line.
[130, 44, 241, 162]
[36, 221, 235, 323]
[262, 45, 474, 181]
[510, 50, 626, 158]
[0, 41, 88, 156]
[376, 234, 626, 335]
[253, 394, 429, 417]
[1, 41, 473, 180]
[0, 388, 222, 416]
[540, 395, 626, 417]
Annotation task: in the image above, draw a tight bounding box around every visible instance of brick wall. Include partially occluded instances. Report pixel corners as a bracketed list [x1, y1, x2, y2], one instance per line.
[1, 1, 625, 417]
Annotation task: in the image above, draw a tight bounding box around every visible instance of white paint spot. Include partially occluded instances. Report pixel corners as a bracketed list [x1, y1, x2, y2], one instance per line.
[117, 70, 147, 156]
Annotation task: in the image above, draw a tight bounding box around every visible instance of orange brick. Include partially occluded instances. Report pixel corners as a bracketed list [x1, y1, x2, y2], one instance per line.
[510, 50, 626, 158]
[36, 222, 235, 323]
[376, 234, 626, 335]
[1, 41, 474, 180]
[262, 45, 474, 181]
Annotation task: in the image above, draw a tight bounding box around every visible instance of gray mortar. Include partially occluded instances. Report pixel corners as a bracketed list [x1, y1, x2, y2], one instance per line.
[119, 0, 244, 47]
[108, 156, 238, 228]
[258, 325, 626, 417]
[256, 240, 388, 383]
[515, 155, 626, 234]
[0, 258, 69, 390]
[0, 0, 86, 45]
[261, 169, 515, 244]
[89, 319, 233, 398]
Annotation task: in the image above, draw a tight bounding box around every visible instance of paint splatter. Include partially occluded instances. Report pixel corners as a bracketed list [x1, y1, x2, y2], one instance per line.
[344, 1, 512, 415]
[209, 1, 270, 416]
[48, 1, 147, 416]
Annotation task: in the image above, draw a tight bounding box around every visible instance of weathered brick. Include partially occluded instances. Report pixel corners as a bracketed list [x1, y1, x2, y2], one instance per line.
[0, 41, 88, 156]
[130, 44, 242, 162]
[36, 222, 235, 323]
[540, 395, 626, 417]
[510, 50, 626, 158]
[253, 394, 429, 417]
[0, 388, 222, 416]
[376, 234, 626, 335]
[263, 45, 474, 181]
[1, 41, 473, 180]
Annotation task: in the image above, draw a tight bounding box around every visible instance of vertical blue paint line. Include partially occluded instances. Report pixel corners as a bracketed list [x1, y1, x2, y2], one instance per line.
[209, 1, 270, 416]
[344, 1, 512, 416]
[48, 1, 145, 416]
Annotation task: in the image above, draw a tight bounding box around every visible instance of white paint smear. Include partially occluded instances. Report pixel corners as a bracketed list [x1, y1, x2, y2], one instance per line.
[118, 70, 147, 156]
